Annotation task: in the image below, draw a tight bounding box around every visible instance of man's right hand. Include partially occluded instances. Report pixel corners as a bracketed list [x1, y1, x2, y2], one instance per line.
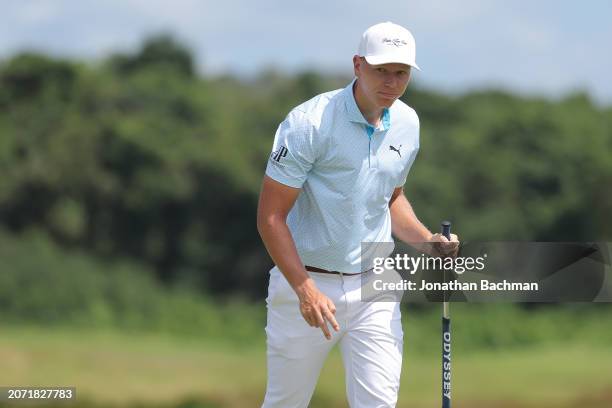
[295, 279, 340, 340]
[257, 176, 340, 340]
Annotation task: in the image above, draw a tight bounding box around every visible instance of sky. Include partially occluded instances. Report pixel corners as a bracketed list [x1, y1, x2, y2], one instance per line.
[1, 0, 611, 104]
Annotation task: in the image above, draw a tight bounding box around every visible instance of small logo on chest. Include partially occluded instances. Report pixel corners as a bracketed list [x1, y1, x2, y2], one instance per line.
[389, 144, 402, 158]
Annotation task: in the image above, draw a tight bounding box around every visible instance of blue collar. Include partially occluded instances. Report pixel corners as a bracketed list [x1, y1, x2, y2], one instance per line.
[344, 79, 392, 132]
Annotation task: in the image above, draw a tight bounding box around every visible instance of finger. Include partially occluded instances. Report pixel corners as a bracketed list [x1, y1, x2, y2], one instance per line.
[442, 239, 459, 248]
[318, 313, 332, 340]
[312, 306, 332, 339]
[445, 242, 459, 251]
[434, 232, 450, 242]
[327, 299, 336, 314]
[312, 307, 325, 327]
[438, 244, 456, 257]
[320, 325, 331, 340]
[434, 240, 448, 254]
[323, 306, 340, 332]
[443, 245, 458, 256]
[431, 233, 443, 242]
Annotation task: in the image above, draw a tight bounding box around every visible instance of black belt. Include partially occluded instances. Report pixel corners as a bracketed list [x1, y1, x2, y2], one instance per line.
[305, 265, 371, 276]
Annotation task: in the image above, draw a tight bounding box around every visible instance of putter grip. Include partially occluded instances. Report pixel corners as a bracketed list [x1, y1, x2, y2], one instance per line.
[441, 221, 451, 240]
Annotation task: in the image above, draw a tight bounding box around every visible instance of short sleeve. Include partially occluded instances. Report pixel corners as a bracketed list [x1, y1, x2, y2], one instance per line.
[265, 111, 316, 188]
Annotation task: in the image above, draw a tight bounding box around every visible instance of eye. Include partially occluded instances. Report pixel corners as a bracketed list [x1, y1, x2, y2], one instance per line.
[376, 67, 386, 73]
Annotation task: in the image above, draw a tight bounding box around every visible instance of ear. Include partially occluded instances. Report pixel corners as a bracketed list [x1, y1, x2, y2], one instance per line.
[353, 55, 361, 77]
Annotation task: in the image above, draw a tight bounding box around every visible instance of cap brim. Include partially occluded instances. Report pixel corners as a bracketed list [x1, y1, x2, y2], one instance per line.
[364, 55, 421, 71]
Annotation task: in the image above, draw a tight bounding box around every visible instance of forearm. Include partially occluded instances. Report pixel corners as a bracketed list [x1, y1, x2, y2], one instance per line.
[257, 216, 315, 297]
[390, 192, 432, 244]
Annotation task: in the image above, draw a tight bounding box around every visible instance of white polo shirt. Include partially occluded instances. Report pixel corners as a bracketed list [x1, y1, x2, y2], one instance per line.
[265, 79, 420, 272]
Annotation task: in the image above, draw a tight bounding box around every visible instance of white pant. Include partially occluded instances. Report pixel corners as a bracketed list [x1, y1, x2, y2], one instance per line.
[262, 266, 403, 408]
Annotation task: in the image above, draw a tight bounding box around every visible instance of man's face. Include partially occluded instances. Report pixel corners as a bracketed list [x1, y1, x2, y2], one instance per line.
[353, 56, 412, 109]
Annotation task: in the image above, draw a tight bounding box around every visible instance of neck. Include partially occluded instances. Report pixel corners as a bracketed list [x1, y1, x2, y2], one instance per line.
[353, 80, 383, 127]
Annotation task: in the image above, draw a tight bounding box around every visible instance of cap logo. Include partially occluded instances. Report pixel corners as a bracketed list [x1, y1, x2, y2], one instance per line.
[382, 37, 407, 47]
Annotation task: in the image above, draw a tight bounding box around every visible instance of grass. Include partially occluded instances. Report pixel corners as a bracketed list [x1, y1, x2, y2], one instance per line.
[1, 321, 611, 408]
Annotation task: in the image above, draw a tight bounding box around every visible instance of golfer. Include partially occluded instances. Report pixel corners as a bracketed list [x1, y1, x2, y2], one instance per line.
[257, 22, 459, 407]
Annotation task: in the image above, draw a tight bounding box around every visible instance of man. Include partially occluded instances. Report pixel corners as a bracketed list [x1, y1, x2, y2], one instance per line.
[257, 22, 459, 407]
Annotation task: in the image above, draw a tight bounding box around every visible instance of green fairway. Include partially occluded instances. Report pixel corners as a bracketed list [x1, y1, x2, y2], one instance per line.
[1, 325, 611, 408]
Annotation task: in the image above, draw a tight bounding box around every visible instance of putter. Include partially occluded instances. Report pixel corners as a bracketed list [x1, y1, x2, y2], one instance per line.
[441, 220, 452, 408]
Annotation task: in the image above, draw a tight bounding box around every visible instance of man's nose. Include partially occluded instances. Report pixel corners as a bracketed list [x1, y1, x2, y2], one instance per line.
[384, 72, 397, 87]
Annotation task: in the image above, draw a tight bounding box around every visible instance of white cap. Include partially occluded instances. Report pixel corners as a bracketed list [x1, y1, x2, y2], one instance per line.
[357, 22, 420, 70]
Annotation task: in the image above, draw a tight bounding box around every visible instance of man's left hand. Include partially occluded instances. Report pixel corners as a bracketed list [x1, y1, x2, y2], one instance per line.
[428, 233, 460, 258]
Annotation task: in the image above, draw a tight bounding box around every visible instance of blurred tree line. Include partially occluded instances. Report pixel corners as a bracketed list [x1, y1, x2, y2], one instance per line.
[1, 35, 611, 300]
